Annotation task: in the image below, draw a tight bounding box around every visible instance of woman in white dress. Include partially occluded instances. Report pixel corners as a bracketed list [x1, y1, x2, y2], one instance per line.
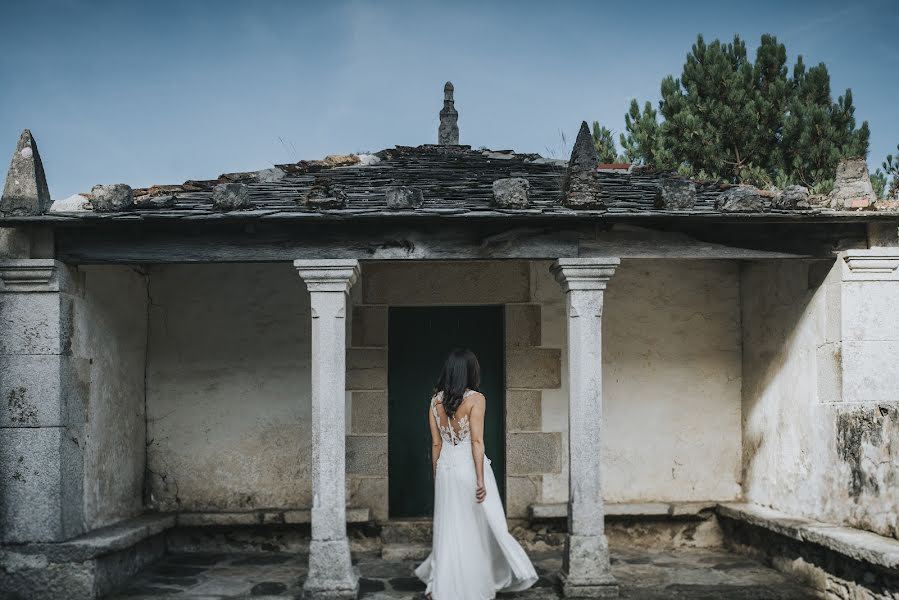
[414, 349, 538, 599]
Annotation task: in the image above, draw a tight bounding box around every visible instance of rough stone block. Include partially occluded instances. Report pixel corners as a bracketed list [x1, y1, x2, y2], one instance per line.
[716, 185, 771, 212]
[0, 427, 84, 542]
[0, 293, 73, 355]
[362, 261, 530, 305]
[772, 185, 810, 210]
[506, 389, 542, 432]
[345, 434, 387, 476]
[492, 178, 530, 207]
[506, 347, 561, 389]
[346, 348, 387, 390]
[507, 432, 562, 475]
[212, 182, 251, 211]
[0, 355, 87, 427]
[351, 391, 388, 434]
[347, 476, 388, 521]
[90, 184, 134, 213]
[385, 186, 424, 209]
[351, 305, 387, 347]
[655, 179, 696, 210]
[505, 304, 541, 348]
[506, 475, 540, 518]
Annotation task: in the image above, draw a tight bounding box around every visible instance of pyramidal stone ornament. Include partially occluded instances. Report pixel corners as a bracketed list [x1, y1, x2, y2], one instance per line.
[562, 121, 604, 209]
[1, 129, 52, 216]
[438, 81, 459, 145]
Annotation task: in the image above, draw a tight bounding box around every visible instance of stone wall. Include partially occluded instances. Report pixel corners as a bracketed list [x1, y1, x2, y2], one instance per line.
[0, 262, 146, 541]
[145, 263, 312, 512]
[741, 253, 899, 540]
[75, 266, 148, 529]
[143, 259, 744, 520]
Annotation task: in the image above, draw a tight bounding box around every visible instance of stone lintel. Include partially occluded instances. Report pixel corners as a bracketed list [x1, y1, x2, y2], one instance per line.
[294, 259, 360, 293]
[0, 259, 77, 294]
[551, 258, 620, 291]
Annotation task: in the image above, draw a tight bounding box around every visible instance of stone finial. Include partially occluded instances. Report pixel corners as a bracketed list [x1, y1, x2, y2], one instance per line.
[90, 184, 134, 212]
[385, 186, 424, 209]
[1, 129, 51, 216]
[438, 81, 459, 145]
[212, 182, 251, 211]
[561, 121, 604, 209]
[492, 178, 530, 208]
[830, 158, 876, 209]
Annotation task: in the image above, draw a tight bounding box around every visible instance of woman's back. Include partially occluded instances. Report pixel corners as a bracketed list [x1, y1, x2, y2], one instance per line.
[416, 349, 537, 599]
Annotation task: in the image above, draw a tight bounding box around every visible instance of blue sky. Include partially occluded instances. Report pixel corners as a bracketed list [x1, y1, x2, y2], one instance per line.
[1, 0, 897, 198]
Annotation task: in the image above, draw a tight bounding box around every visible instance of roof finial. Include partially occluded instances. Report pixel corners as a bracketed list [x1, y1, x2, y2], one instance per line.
[438, 81, 459, 145]
[1, 129, 52, 216]
[561, 121, 605, 209]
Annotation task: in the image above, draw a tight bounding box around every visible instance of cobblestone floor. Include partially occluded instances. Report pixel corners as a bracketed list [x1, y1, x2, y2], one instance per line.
[110, 546, 816, 599]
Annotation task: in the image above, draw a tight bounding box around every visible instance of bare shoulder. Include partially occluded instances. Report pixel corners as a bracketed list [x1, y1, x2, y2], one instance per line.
[467, 391, 486, 410]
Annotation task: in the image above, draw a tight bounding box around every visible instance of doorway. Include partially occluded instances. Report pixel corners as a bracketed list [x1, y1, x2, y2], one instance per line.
[387, 306, 506, 518]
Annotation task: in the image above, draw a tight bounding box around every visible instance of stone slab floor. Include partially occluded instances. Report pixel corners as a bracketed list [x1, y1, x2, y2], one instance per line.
[108, 546, 815, 599]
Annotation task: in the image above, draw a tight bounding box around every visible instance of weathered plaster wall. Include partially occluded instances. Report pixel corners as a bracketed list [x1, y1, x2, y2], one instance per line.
[532, 259, 743, 506]
[144, 259, 743, 519]
[741, 255, 899, 540]
[145, 263, 311, 512]
[75, 266, 148, 529]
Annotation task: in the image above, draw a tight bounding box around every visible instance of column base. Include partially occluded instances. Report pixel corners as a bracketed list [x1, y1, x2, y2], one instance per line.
[303, 539, 359, 600]
[560, 534, 619, 598]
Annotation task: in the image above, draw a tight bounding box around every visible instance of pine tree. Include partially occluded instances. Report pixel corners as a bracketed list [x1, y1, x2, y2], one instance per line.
[883, 145, 899, 198]
[622, 33, 869, 186]
[591, 122, 624, 163]
[871, 169, 887, 199]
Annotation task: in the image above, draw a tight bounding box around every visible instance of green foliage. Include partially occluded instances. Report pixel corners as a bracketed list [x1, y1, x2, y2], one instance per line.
[810, 179, 834, 196]
[871, 169, 887, 200]
[884, 145, 899, 198]
[622, 33, 869, 187]
[591, 122, 625, 164]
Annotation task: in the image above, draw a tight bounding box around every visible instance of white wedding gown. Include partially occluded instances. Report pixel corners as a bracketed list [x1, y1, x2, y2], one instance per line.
[415, 391, 538, 599]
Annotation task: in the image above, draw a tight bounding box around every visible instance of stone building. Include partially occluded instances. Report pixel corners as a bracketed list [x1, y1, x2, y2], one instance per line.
[1, 85, 898, 599]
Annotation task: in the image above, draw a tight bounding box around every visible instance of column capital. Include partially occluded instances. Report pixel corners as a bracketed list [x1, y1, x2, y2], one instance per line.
[294, 259, 360, 293]
[0, 259, 77, 293]
[551, 258, 620, 292]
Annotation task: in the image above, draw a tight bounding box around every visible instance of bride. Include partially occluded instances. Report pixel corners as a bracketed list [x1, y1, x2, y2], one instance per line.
[414, 349, 538, 599]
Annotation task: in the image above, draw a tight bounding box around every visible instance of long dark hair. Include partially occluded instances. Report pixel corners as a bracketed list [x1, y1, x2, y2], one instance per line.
[434, 349, 480, 418]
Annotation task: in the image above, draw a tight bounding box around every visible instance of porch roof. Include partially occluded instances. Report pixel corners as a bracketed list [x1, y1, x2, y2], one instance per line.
[3, 143, 898, 226]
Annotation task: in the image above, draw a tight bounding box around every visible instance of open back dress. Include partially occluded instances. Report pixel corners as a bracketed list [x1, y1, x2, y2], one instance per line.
[414, 390, 538, 599]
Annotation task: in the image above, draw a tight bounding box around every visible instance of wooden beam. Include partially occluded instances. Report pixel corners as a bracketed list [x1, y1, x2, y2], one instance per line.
[54, 221, 867, 264]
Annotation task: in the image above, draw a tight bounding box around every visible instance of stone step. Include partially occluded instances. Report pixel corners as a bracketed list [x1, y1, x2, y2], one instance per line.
[381, 542, 431, 561]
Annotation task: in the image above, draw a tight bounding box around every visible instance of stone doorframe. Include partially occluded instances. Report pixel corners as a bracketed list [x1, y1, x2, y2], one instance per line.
[294, 257, 620, 599]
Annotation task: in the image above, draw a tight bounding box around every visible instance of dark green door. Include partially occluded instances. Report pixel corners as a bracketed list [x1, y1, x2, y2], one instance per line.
[388, 306, 505, 518]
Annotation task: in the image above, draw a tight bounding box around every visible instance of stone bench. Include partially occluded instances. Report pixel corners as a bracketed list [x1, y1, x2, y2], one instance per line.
[717, 502, 899, 597]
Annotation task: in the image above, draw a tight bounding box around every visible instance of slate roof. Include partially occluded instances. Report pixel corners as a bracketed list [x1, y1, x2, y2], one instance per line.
[5, 144, 897, 223]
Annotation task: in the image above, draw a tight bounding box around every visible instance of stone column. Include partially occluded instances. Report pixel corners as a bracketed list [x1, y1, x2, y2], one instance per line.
[0, 259, 85, 543]
[551, 258, 620, 598]
[294, 259, 360, 600]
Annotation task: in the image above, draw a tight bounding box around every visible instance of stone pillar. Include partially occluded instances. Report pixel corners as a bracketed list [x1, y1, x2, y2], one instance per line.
[0, 259, 85, 543]
[294, 259, 360, 600]
[551, 257, 620, 598]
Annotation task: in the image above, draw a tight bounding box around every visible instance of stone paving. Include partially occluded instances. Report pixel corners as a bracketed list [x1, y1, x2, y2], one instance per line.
[109, 546, 816, 599]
